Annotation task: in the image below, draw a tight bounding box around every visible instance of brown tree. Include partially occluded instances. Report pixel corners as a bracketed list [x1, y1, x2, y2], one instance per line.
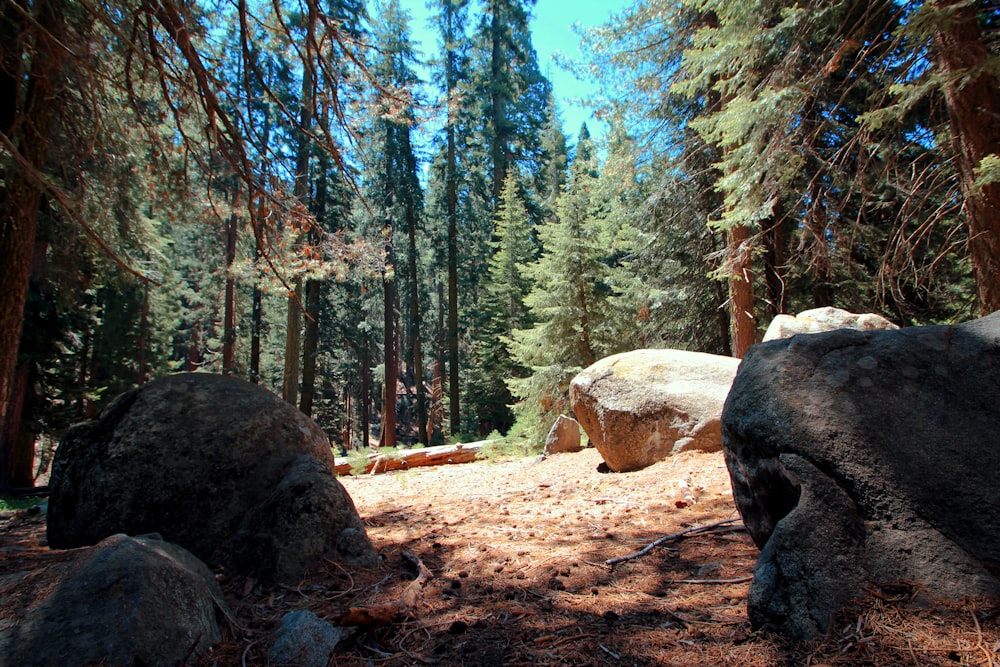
[0, 0, 69, 489]
[930, 0, 1000, 315]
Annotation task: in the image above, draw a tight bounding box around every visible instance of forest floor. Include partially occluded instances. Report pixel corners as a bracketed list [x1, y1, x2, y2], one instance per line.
[2, 447, 998, 666]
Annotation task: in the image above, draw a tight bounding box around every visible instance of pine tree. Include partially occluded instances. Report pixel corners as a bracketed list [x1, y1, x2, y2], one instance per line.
[507, 127, 624, 438]
[429, 0, 472, 438]
[359, 0, 424, 448]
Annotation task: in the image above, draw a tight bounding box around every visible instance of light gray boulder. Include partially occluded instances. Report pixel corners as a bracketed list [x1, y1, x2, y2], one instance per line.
[763, 306, 897, 341]
[570, 349, 740, 472]
[723, 312, 1000, 639]
[0, 533, 229, 667]
[47, 373, 377, 584]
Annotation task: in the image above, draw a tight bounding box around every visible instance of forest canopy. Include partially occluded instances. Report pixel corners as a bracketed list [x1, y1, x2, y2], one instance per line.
[1, 0, 997, 490]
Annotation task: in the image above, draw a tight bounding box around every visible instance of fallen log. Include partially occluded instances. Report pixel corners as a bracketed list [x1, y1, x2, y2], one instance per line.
[333, 441, 491, 476]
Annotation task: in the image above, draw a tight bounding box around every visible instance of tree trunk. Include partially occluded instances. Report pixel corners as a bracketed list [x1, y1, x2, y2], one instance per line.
[405, 196, 428, 446]
[250, 283, 263, 383]
[729, 224, 756, 358]
[489, 1, 508, 202]
[932, 0, 1000, 315]
[299, 144, 329, 417]
[381, 266, 398, 450]
[283, 5, 315, 404]
[188, 321, 203, 371]
[282, 280, 303, 403]
[299, 277, 321, 417]
[446, 96, 461, 439]
[342, 393, 352, 452]
[222, 202, 239, 375]
[361, 329, 371, 448]
[137, 282, 150, 383]
[12, 361, 38, 487]
[763, 210, 787, 318]
[0, 0, 67, 491]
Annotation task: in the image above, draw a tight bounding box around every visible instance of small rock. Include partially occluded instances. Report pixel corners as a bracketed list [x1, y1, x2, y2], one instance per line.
[268, 610, 350, 667]
[543, 415, 583, 455]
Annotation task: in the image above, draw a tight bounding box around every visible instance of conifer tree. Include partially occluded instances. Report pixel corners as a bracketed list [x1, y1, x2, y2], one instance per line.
[360, 0, 423, 448]
[507, 127, 624, 438]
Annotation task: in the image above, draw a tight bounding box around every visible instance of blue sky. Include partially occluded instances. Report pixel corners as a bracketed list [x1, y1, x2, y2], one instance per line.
[399, 0, 629, 143]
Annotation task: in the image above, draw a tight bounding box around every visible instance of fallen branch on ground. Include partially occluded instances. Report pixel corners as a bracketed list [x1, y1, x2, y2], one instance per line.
[604, 517, 745, 567]
[334, 442, 489, 475]
[666, 575, 754, 585]
[336, 551, 433, 626]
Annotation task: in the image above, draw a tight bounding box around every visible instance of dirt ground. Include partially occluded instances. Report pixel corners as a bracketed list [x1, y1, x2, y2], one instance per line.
[3, 447, 998, 665]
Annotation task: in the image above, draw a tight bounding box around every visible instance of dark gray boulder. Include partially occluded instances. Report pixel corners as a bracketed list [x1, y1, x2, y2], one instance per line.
[47, 373, 377, 584]
[722, 312, 1000, 639]
[0, 534, 228, 667]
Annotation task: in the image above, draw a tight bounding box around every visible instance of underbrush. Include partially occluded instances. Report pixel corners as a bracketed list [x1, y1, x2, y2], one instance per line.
[0, 496, 45, 513]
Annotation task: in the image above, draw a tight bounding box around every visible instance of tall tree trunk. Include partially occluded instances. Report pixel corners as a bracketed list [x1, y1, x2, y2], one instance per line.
[222, 198, 239, 375]
[763, 207, 787, 318]
[77, 326, 91, 417]
[2, 361, 35, 488]
[299, 277, 321, 417]
[361, 329, 371, 448]
[709, 232, 733, 357]
[342, 393, 351, 452]
[445, 44, 461, 438]
[283, 6, 316, 404]
[405, 190, 428, 447]
[729, 224, 756, 358]
[283, 279, 303, 403]
[138, 282, 150, 383]
[0, 0, 67, 491]
[489, 0, 508, 202]
[189, 322, 203, 371]
[249, 193, 264, 383]
[250, 285, 263, 383]
[932, 0, 1000, 315]
[381, 263, 398, 449]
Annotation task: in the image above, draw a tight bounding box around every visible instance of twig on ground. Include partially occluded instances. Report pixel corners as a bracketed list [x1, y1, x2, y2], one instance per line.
[667, 575, 753, 585]
[336, 550, 433, 626]
[604, 517, 744, 566]
[599, 644, 621, 660]
[534, 633, 599, 649]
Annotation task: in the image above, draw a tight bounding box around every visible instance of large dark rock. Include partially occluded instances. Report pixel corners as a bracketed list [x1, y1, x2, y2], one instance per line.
[47, 373, 377, 583]
[0, 534, 228, 667]
[571, 349, 739, 472]
[722, 313, 1000, 639]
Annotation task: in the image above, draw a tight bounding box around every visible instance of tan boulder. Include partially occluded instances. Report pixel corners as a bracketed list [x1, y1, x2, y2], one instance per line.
[543, 415, 583, 455]
[570, 349, 739, 472]
[763, 306, 897, 341]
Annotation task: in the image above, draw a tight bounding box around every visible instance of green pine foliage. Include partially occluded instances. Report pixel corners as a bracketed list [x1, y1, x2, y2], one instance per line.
[3, 0, 993, 480]
[506, 129, 630, 440]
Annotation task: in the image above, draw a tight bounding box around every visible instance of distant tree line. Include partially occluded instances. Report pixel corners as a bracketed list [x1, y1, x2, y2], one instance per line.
[1, 0, 996, 490]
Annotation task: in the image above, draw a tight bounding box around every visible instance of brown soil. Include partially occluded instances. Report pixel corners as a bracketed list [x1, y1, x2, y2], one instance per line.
[3, 448, 998, 665]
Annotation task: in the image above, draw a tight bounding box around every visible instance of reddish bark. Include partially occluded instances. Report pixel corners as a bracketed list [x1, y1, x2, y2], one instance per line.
[0, 0, 67, 490]
[932, 0, 1000, 315]
[729, 224, 756, 359]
